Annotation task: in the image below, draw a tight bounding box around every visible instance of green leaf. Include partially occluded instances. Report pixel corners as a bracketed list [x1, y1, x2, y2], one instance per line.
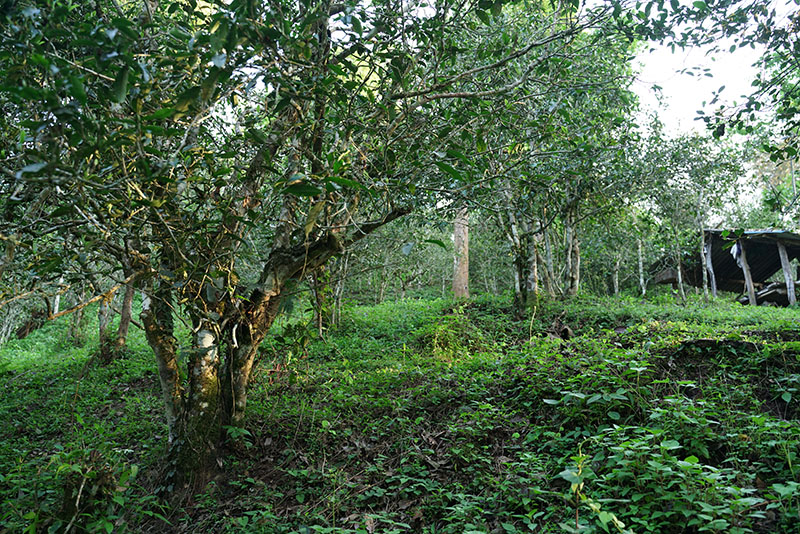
[661, 439, 681, 450]
[423, 239, 447, 250]
[692, 1, 707, 9]
[608, 411, 620, 420]
[491, 0, 503, 17]
[327, 176, 364, 190]
[145, 108, 176, 120]
[50, 206, 74, 217]
[476, 10, 490, 25]
[435, 161, 462, 182]
[111, 66, 129, 103]
[68, 76, 87, 104]
[351, 15, 362, 35]
[284, 182, 323, 197]
[781, 391, 792, 403]
[558, 469, 583, 485]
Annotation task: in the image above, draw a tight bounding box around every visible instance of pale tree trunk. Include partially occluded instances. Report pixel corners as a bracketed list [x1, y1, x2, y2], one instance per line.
[700, 229, 709, 302]
[613, 256, 620, 296]
[331, 253, 349, 327]
[114, 275, 136, 352]
[537, 237, 554, 296]
[53, 274, 65, 315]
[309, 265, 333, 336]
[637, 238, 646, 297]
[673, 234, 686, 304]
[527, 236, 539, 298]
[452, 207, 469, 299]
[98, 295, 113, 363]
[543, 226, 558, 296]
[68, 288, 87, 343]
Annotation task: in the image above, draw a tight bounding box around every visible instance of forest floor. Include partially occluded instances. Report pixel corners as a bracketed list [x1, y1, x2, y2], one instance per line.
[1, 294, 800, 533]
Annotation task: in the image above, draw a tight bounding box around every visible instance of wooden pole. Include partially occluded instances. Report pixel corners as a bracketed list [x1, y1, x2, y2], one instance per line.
[777, 241, 796, 306]
[739, 240, 757, 305]
[705, 241, 717, 298]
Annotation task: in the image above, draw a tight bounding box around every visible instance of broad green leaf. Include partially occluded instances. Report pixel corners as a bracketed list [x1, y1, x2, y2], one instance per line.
[435, 161, 462, 182]
[284, 182, 323, 196]
[145, 108, 175, 120]
[423, 239, 447, 250]
[68, 76, 86, 104]
[112, 66, 129, 103]
[327, 176, 364, 190]
[558, 469, 582, 485]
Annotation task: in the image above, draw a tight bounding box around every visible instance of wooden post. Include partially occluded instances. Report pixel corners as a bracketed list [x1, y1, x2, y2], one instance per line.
[739, 240, 757, 306]
[705, 242, 717, 298]
[777, 241, 796, 306]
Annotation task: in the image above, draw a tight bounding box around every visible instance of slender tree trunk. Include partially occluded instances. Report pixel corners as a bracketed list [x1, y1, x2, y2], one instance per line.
[637, 238, 646, 297]
[527, 235, 539, 298]
[613, 256, 620, 296]
[68, 288, 87, 344]
[543, 227, 557, 296]
[53, 274, 65, 315]
[777, 241, 796, 305]
[570, 230, 580, 296]
[565, 207, 580, 296]
[706, 241, 718, 298]
[114, 277, 136, 351]
[453, 207, 469, 299]
[309, 265, 333, 336]
[700, 229, 709, 302]
[674, 235, 686, 304]
[738, 240, 757, 305]
[98, 295, 113, 363]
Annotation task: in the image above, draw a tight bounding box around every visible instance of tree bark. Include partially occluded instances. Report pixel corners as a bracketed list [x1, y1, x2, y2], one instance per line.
[705, 241, 717, 298]
[738, 240, 757, 306]
[673, 233, 686, 304]
[777, 241, 796, 305]
[452, 207, 469, 299]
[98, 295, 113, 363]
[114, 277, 136, 351]
[637, 238, 646, 297]
[143, 211, 408, 479]
[543, 226, 557, 296]
[700, 229, 709, 302]
[565, 207, 580, 296]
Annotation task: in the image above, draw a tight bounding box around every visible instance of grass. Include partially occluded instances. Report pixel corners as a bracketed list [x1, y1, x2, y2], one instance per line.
[1, 294, 799, 532]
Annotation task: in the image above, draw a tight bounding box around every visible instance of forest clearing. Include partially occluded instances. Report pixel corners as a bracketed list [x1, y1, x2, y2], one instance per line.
[2, 0, 800, 532]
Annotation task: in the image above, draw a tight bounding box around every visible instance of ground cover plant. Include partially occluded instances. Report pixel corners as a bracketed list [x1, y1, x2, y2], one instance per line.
[1, 294, 799, 533]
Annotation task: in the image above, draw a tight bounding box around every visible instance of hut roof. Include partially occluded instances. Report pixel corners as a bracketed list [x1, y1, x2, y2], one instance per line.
[658, 229, 800, 294]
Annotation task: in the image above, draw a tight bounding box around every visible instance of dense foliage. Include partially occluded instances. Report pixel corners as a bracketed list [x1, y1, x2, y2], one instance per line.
[2, 295, 800, 532]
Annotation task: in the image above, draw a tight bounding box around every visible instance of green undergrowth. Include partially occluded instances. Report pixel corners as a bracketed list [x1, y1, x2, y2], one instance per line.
[2, 294, 800, 533]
